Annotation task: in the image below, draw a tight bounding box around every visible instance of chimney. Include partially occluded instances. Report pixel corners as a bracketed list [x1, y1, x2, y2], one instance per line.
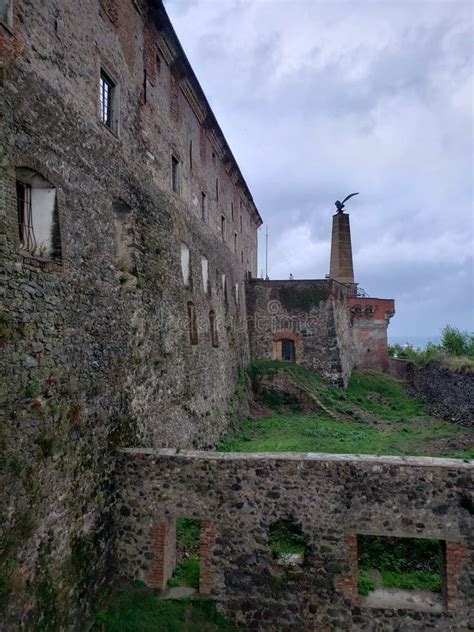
[329, 212, 354, 284]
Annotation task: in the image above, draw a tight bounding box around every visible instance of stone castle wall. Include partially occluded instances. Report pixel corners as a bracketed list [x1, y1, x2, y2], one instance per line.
[0, 0, 259, 626]
[116, 448, 474, 632]
[246, 279, 354, 386]
[406, 362, 474, 428]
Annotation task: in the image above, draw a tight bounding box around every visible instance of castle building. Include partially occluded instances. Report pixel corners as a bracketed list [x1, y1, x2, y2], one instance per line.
[0, 1, 411, 629]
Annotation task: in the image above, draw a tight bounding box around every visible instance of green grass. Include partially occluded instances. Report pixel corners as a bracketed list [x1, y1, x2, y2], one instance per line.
[168, 557, 200, 590]
[217, 361, 474, 459]
[95, 582, 237, 631]
[381, 570, 441, 592]
[357, 571, 376, 596]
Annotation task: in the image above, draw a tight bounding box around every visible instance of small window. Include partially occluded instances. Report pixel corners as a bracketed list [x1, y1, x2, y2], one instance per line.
[357, 534, 445, 612]
[1, 0, 13, 31]
[100, 70, 116, 130]
[201, 192, 208, 223]
[239, 215, 243, 233]
[241, 250, 244, 264]
[215, 178, 219, 203]
[268, 518, 307, 567]
[187, 301, 198, 345]
[233, 233, 237, 254]
[235, 283, 239, 304]
[189, 140, 193, 171]
[201, 255, 209, 294]
[16, 167, 60, 259]
[221, 215, 226, 241]
[180, 242, 190, 286]
[209, 310, 218, 347]
[222, 274, 227, 304]
[171, 156, 180, 194]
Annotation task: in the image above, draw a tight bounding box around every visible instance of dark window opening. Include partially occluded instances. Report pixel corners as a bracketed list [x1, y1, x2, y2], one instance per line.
[281, 339, 295, 362]
[239, 214, 243, 233]
[189, 140, 193, 170]
[221, 215, 226, 241]
[143, 69, 147, 104]
[234, 233, 237, 254]
[100, 70, 115, 129]
[201, 192, 208, 223]
[215, 178, 219, 202]
[187, 301, 198, 345]
[171, 155, 180, 194]
[209, 310, 218, 347]
[357, 534, 445, 611]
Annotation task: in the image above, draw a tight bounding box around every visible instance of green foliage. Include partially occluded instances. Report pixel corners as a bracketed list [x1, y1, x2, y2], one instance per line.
[218, 361, 473, 459]
[176, 518, 200, 556]
[259, 387, 302, 413]
[268, 518, 306, 556]
[358, 535, 442, 595]
[357, 571, 375, 596]
[94, 584, 237, 631]
[441, 325, 474, 358]
[278, 286, 331, 311]
[24, 381, 40, 399]
[167, 557, 200, 589]
[381, 570, 441, 593]
[388, 324, 474, 367]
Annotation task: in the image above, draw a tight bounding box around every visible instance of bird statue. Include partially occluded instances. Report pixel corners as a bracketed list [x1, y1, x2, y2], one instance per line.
[334, 192, 359, 213]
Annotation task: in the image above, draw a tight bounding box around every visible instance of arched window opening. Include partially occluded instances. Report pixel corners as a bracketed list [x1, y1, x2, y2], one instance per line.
[209, 310, 218, 347]
[15, 167, 60, 258]
[268, 517, 306, 567]
[187, 301, 198, 345]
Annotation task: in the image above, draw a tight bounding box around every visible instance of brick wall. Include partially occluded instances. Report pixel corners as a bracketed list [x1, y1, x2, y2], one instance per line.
[115, 449, 473, 631]
[348, 297, 395, 372]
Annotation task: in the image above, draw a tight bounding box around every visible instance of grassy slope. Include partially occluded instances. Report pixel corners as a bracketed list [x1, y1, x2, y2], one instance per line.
[218, 361, 473, 459]
[94, 583, 237, 632]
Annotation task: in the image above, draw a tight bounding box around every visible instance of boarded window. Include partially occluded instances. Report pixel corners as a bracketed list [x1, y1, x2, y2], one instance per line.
[15, 167, 60, 258]
[187, 301, 198, 345]
[201, 255, 209, 294]
[171, 155, 180, 194]
[180, 242, 190, 285]
[209, 310, 218, 347]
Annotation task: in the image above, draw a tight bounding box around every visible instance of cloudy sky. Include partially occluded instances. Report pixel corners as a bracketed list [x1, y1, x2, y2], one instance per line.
[165, 0, 473, 340]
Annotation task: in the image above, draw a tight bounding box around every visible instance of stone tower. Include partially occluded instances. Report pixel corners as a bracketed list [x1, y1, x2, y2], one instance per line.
[329, 212, 354, 284]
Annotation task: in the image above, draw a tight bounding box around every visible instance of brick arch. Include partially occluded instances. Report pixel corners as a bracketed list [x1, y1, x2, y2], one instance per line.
[273, 330, 300, 344]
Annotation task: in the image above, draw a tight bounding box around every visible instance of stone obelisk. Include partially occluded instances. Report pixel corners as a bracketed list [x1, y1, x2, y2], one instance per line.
[329, 211, 354, 284]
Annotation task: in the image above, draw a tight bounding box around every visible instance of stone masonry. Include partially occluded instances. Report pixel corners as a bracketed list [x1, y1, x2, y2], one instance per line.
[0, 0, 260, 627]
[246, 279, 354, 387]
[116, 448, 474, 632]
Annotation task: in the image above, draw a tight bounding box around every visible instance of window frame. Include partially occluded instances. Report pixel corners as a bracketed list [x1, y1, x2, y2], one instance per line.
[171, 155, 181, 194]
[99, 68, 118, 133]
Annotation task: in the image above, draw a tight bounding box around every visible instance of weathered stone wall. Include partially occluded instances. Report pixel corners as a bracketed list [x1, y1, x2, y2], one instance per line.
[116, 449, 474, 632]
[246, 279, 354, 386]
[406, 362, 474, 428]
[348, 297, 395, 372]
[0, 0, 259, 626]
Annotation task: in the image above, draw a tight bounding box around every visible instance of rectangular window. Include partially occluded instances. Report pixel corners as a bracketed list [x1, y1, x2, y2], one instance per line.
[215, 178, 219, 203]
[221, 215, 226, 241]
[201, 192, 208, 223]
[100, 70, 115, 129]
[239, 215, 243, 233]
[234, 233, 237, 254]
[180, 242, 190, 285]
[171, 156, 180, 194]
[201, 255, 209, 294]
[357, 534, 445, 612]
[1, 0, 13, 31]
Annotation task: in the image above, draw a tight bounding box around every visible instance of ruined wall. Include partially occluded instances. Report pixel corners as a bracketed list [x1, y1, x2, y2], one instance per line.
[116, 449, 474, 632]
[406, 362, 474, 428]
[246, 279, 354, 386]
[0, 0, 258, 626]
[348, 297, 395, 372]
